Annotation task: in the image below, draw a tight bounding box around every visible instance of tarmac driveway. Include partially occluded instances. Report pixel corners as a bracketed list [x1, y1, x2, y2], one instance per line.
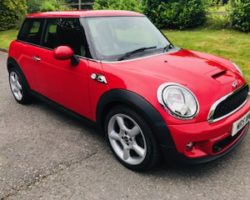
[0, 51, 250, 200]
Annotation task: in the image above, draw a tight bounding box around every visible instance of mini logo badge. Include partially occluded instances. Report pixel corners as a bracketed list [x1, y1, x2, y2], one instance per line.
[232, 80, 238, 89]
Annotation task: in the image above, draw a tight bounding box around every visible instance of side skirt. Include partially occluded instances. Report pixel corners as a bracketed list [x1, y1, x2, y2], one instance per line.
[30, 90, 97, 128]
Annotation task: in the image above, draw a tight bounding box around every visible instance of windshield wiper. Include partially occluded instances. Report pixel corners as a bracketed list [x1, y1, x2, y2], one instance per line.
[163, 44, 173, 52]
[117, 46, 157, 61]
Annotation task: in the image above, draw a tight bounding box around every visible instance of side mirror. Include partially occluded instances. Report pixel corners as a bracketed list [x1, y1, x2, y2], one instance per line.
[53, 46, 80, 66]
[53, 46, 74, 60]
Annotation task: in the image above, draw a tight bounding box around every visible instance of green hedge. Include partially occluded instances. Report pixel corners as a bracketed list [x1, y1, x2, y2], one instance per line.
[144, 0, 206, 29]
[230, 0, 250, 32]
[93, 0, 143, 13]
[93, 0, 206, 29]
[0, 0, 27, 31]
[27, 0, 69, 13]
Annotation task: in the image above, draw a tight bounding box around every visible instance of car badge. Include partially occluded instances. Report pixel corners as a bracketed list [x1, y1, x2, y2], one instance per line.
[232, 80, 238, 89]
[91, 73, 107, 84]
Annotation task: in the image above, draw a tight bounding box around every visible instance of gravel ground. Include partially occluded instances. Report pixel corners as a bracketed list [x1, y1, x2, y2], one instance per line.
[0, 51, 250, 200]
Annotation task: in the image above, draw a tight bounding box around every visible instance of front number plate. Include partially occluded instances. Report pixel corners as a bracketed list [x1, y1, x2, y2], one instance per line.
[232, 111, 250, 136]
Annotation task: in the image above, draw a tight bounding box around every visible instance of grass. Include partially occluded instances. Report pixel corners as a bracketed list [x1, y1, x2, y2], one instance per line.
[163, 29, 250, 83]
[0, 29, 18, 50]
[0, 28, 249, 82]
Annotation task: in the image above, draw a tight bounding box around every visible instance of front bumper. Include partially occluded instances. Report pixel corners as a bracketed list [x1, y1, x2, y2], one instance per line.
[165, 97, 250, 162]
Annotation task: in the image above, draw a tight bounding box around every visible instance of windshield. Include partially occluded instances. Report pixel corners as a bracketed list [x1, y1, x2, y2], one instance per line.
[82, 17, 171, 61]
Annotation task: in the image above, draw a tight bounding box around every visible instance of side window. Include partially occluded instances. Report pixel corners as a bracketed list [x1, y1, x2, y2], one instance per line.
[42, 18, 88, 57]
[18, 19, 44, 45]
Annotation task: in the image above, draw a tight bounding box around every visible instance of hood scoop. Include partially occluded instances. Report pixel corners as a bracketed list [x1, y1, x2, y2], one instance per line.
[210, 69, 236, 85]
[211, 70, 227, 79]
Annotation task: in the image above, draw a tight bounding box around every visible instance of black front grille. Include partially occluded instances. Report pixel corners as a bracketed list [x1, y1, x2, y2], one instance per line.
[212, 85, 249, 120]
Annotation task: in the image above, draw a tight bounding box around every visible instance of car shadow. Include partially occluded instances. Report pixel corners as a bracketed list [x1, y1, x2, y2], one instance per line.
[148, 145, 245, 179]
[31, 98, 103, 140]
[31, 98, 246, 179]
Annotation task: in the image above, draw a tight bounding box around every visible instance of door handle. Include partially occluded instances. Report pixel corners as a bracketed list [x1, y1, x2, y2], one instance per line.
[33, 56, 41, 62]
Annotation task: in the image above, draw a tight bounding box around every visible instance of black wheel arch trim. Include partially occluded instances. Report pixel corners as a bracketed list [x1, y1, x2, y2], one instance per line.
[7, 57, 20, 71]
[96, 89, 176, 149]
[7, 57, 31, 89]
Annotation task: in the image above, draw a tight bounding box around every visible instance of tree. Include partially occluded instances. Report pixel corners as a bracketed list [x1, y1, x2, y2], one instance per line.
[230, 0, 250, 32]
[40, 0, 69, 12]
[27, 0, 69, 13]
[143, 0, 206, 29]
[27, 0, 41, 13]
[93, 0, 143, 12]
[65, 0, 95, 9]
[0, 0, 27, 31]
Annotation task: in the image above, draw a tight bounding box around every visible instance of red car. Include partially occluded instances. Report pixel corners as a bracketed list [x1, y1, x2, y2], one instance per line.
[8, 10, 250, 171]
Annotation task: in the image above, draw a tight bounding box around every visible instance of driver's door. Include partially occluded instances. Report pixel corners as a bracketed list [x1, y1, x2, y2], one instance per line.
[35, 18, 92, 118]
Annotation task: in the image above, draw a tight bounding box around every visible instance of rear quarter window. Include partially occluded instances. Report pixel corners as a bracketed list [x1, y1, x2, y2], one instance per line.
[18, 19, 44, 45]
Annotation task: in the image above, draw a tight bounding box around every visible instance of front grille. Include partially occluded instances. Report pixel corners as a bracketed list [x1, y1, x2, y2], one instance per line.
[212, 85, 249, 121]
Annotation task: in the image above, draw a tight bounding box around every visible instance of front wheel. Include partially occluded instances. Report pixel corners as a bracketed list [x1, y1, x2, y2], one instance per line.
[105, 106, 160, 171]
[9, 68, 32, 104]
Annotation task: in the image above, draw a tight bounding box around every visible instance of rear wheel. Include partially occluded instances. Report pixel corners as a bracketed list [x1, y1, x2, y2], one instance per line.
[9, 68, 32, 104]
[105, 106, 160, 171]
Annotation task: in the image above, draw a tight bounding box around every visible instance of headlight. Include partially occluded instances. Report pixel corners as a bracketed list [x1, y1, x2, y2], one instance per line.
[157, 83, 199, 119]
[233, 63, 243, 76]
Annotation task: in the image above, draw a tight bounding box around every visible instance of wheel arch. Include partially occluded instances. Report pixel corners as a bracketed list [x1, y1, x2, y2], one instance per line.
[7, 57, 30, 89]
[7, 57, 19, 72]
[96, 89, 175, 149]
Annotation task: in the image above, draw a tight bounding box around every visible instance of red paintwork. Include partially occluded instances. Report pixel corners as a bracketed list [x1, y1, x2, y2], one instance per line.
[9, 11, 250, 160]
[27, 10, 144, 18]
[53, 46, 74, 60]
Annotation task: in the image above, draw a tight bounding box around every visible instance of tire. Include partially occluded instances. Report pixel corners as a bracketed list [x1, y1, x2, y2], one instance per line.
[9, 67, 32, 104]
[104, 106, 160, 171]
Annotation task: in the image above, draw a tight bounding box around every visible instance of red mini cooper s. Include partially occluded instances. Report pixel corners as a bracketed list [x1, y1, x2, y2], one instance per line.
[8, 10, 250, 171]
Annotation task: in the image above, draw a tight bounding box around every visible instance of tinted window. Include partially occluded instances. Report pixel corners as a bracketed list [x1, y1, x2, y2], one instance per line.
[18, 19, 44, 45]
[42, 18, 88, 57]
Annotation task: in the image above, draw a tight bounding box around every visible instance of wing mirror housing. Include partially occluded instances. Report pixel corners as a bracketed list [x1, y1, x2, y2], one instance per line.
[53, 46, 79, 66]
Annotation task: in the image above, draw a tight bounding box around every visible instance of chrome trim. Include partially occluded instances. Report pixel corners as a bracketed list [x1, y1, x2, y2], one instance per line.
[157, 82, 200, 120]
[78, 55, 101, 63]
[208, 84, 249, 123]
[233, 62, 243, 76]
[91, 73, 107, 84]
[32, 56, 41, 62]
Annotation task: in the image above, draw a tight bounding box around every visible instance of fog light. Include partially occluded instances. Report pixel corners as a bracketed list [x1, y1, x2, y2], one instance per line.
[186, 142, 195, 151]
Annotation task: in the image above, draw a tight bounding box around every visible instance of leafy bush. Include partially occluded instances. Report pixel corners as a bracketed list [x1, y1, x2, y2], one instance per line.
[27, 0, 69, 13]
[205, 12, 230, 29]
[93, 0, 143, 13]
[204, 0, 229, 6]
[0, 0, 27, 31]
[27, 0, 42, 13]
[40, 0, 69, 12]
[144, 0, 206, 29]
[65, 0, 94, 10]
[230, 0, 250, 32]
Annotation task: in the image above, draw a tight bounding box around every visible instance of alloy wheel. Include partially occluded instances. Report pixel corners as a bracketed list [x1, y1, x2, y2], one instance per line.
[107, 114, 147, 165]
[9, 71, 23, 101]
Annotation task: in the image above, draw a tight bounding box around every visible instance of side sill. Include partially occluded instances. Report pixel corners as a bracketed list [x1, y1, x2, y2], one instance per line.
[30, 90, 96, 128]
